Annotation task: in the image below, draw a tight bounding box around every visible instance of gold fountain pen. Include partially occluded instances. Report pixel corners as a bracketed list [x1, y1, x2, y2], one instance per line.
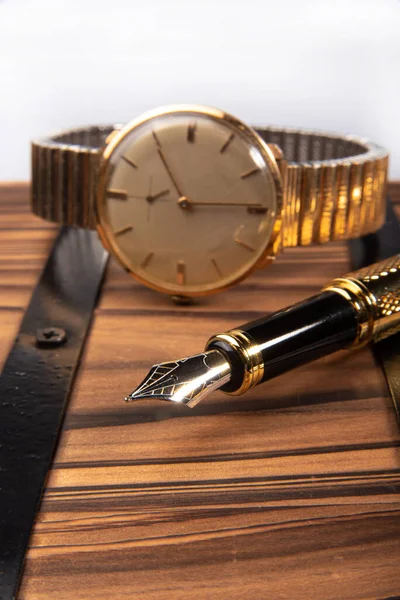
[125, 255, 400, 408]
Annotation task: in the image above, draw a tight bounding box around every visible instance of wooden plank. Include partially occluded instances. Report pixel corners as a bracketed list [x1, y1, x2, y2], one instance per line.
[0, 183, 399, 599]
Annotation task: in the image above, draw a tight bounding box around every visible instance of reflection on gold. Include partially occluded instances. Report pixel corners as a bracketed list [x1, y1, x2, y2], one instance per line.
[352, 185, 362, 201]
[177, 260, 186, 285]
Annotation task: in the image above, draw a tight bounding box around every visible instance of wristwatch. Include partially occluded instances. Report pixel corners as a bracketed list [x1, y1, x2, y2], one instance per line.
[31, 104, 389, 299]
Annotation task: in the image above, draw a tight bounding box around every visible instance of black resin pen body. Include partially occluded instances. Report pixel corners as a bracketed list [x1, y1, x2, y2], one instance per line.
[126, 255, 400, 408]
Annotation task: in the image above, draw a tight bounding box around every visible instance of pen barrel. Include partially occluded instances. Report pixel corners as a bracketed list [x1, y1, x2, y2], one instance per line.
[207, 291, 358, 394]
[207, 254, 400, 396]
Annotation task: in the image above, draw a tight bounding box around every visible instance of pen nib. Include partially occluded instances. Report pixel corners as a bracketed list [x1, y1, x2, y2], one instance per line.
[124, 349, 231, 408]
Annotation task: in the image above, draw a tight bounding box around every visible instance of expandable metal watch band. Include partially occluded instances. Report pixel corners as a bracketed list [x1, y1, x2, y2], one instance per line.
[31, 125, 389, 245]
[31, 125, 115, 230]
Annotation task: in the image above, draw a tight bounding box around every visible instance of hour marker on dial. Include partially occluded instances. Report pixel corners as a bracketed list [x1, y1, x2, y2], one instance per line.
[140, 252, 154, 269]
[152, 130, 161, 147]
[108, 189, 128, 201]
[234, 238, 256, 252]
[176, 260, 186, 285]
[211, 258, 223, 277]
[220, 133, 235, 154]
[122, 156, 138, 170]
[240, 167, 260, 179]
[187, 121, 197, 143]
[115, 225, 133, 236]
[248, 205, 268, 215]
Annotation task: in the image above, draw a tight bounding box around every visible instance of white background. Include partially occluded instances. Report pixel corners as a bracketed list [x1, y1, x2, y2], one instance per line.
[0, 0, 399, 180]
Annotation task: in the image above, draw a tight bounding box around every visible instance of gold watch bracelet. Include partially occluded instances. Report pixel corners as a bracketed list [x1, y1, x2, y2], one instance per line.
[31, 125, 388, 247]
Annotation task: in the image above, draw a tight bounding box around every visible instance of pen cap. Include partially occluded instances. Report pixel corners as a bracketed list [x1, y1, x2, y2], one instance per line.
[324, 253, 400, 346]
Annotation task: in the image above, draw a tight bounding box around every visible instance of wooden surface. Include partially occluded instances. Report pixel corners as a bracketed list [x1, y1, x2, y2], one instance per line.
[1, 182, 400, 600]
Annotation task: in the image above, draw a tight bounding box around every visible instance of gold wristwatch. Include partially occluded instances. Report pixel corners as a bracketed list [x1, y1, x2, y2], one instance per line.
[31, 105, 389, 299]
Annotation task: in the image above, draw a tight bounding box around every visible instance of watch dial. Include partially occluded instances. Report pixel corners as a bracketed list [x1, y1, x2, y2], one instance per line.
[98, 106, 279, 296]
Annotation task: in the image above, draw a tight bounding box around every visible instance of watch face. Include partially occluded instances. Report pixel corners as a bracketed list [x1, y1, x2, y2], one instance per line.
[97, 105, 281, 296]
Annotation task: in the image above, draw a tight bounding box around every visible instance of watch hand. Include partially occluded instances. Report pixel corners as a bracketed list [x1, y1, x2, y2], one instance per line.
[146, 189, 170, 202]
[127, 189, 170, 202]
[146, 175, 153, 222]
[178, 197, 267, 210]
[152, 130, 185, 197]
[157, 149, 185, 197]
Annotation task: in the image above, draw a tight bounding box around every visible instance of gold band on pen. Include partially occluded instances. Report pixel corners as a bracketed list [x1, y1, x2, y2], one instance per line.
[206, 329, 264, 395]
[323, 278, 376, 347]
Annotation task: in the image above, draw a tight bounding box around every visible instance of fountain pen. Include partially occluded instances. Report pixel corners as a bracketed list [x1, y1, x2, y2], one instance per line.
[125, 254, 400, 408]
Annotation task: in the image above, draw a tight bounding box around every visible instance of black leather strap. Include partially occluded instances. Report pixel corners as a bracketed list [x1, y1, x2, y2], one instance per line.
[349, 197, 400, 422]
[0, 227, 108, 599]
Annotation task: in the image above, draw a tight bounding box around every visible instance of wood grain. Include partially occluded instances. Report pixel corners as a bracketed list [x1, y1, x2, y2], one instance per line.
[1, 182, 400, 600]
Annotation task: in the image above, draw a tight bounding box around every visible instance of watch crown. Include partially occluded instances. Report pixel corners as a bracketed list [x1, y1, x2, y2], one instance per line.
[105, 126, 122, 146]
[266, 143, 284, 161]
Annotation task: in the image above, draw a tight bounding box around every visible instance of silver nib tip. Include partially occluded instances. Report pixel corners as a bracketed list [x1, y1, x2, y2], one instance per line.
[124, 349, 231, 408]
